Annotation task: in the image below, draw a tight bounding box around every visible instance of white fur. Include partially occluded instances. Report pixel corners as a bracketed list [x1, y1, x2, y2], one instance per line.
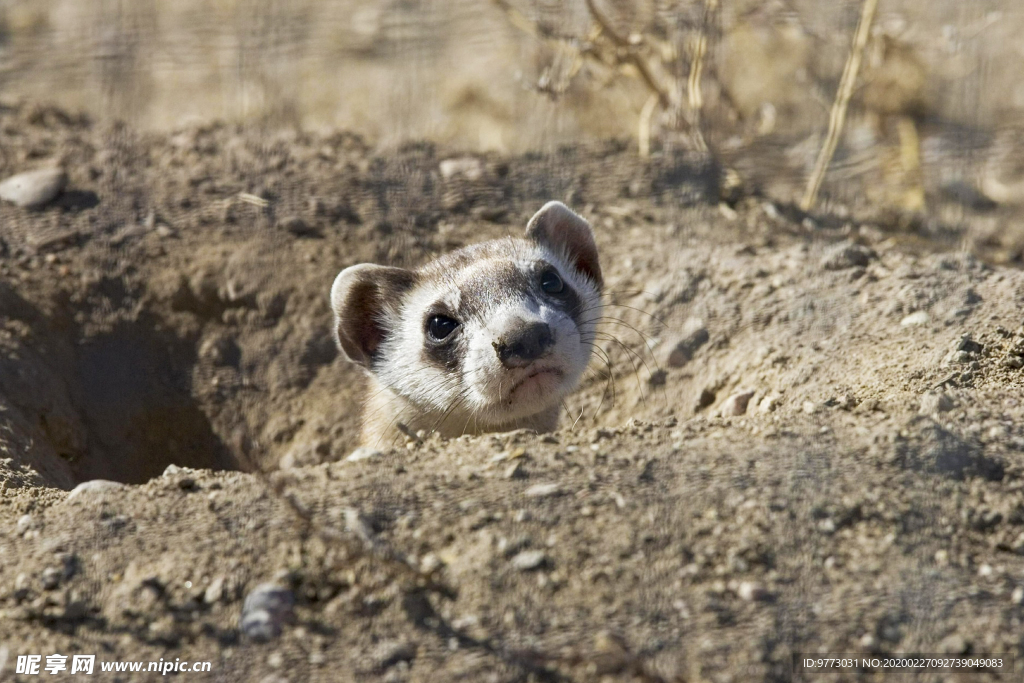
[373, 241, 600, 435]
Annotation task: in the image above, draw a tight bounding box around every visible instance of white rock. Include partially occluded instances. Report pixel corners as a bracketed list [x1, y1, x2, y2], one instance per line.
[758, 393, 781, 413]
[0, 168, 67, 208]
[721, 390, 755, 416]
[16, 514, 35, 535]
[346, 446, 382, 462]
[510, 550, 548, 571]
[66, 479, 125, 501]
[900, 310, 930, 326]
[524, 483, 562, 498]
[736, 581, 767, 601]
[204, 576, 226, 604]
[439, 157, 483, 181]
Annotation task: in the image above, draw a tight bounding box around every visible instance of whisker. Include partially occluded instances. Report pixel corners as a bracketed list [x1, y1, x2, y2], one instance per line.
[580, 315, 662, 370]
[584, 343, 616, 416]
[591, 332, 655, 382]
[594, 333, 646, 406]
[578, 301, 669, 328]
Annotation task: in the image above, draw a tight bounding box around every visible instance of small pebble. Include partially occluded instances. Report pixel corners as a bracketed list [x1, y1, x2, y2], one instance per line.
[204, 576, 226, 604]
[439, 157, 483, 181]
[240, 583, 295, 641]
[592, 630, 630, 674]
[0, 168, 67, 208]
[16, 514, 35, 535]
[900, 311, 930, 326]
[919, 392, 954, 415]
[662, 318, 709, 368]
[938, 634, 968, 655]
[41, 566, 63, 590]
[821, 242, 876, 271]
[346, 446, 382, 462]
[371, 640, 416, 672]
[66, 479, 125, 501]
[504, 461, 526, 479]
[524, 483, 561, 498]
[956, 335, 983, 355]
[736, 581, 768, 602]
[721, 390, 755, 417]
[510, 550, 549, 571]
[696, 388, 716, 411]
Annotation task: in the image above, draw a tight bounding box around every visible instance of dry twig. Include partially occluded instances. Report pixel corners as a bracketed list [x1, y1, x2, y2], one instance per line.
[800, 0, 880, 211]
[684, 0, 718, 153]
[492, 0, 710, 155]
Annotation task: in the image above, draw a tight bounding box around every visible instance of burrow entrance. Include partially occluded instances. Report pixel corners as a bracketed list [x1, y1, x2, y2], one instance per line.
[68, 320, 238, 484]
[0, 282, 242, 486]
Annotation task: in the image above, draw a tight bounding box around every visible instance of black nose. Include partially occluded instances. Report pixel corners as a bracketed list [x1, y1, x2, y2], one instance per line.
[493, 321, 554, 368]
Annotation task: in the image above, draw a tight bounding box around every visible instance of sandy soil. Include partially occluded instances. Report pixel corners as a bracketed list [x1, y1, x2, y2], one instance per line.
[2, 100, 1024, 681]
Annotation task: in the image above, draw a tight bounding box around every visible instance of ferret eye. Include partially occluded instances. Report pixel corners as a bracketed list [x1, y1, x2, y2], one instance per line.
[540, 269, 564, 294]
[426, 314, 459, 341]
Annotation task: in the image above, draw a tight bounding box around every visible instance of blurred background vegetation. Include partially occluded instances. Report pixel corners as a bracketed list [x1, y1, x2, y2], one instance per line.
[0, 0, 1022, 216]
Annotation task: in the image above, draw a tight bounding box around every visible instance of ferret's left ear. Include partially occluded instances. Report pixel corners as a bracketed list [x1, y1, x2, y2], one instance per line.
[526, 201, 602, 290]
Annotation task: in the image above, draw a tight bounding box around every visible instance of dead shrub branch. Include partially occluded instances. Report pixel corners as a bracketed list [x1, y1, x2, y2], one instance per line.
[800, 0, 880, 210]
[492, 0, 711, 155]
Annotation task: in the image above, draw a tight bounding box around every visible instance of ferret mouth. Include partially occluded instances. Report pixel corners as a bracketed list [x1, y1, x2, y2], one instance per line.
[506, 366, 565, 399]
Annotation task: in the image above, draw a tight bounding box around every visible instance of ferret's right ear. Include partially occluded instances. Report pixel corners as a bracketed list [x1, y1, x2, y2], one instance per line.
[526, 201, 602, 290]
[331, 264, 416, 367]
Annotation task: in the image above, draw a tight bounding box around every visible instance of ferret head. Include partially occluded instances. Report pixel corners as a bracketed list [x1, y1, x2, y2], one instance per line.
[331, 201, 602, 433]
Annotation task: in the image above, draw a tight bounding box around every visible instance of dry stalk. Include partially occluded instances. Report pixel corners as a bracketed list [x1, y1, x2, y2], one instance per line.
[684, 0, 718, 153]
[800, 0, 880, 211]
[638, 92, 659, 158]
[492, 0, 710, 156]
[583, 0, 673, 108]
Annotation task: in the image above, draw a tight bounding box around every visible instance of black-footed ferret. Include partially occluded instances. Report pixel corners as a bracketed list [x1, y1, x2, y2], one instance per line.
[331, 201, 602, 446]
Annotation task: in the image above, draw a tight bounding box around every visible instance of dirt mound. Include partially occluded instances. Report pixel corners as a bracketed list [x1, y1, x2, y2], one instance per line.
[2, 102, 1024, 680]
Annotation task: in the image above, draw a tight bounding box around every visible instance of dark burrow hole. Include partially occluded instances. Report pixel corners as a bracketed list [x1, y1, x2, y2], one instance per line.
[67, 319, 240, 484]
[1, 279, 243, 486]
